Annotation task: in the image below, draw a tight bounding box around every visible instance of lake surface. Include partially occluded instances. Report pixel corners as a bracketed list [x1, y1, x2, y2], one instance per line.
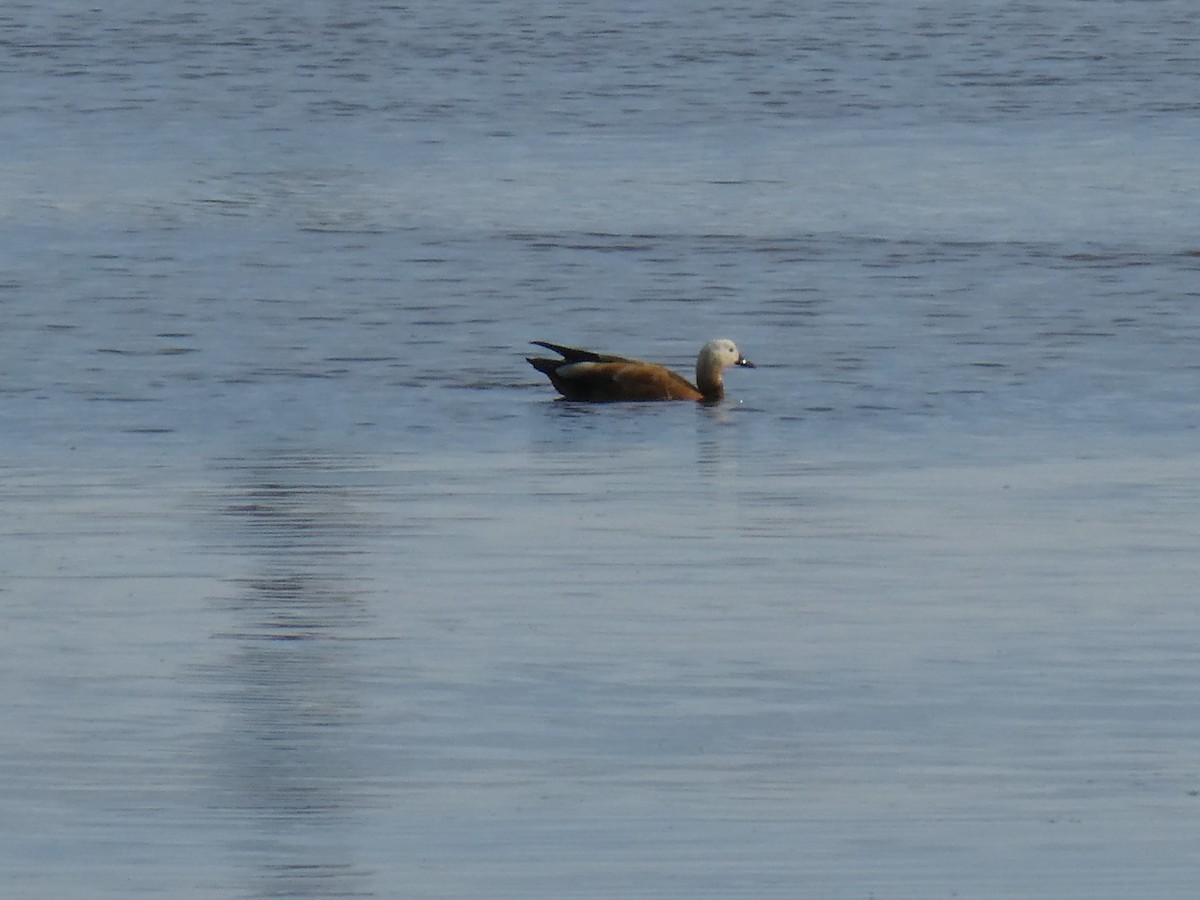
[3, 2, 1200, 897]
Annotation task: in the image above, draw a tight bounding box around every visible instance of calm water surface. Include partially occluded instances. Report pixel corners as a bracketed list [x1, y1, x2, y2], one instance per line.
[3, 1, 1200, 898]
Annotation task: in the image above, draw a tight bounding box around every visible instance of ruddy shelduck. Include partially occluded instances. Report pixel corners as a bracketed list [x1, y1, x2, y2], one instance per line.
[527, 339, 754, 402]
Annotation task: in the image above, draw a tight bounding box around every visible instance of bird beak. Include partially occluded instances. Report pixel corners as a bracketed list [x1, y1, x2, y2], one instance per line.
[736, 356, 755, 368]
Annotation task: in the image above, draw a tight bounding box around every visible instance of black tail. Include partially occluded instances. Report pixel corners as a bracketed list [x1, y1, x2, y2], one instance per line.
[526, 356, 562, 376]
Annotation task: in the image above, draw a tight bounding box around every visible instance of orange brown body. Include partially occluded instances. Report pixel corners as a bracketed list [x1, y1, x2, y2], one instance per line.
[526, 339, 754, 403]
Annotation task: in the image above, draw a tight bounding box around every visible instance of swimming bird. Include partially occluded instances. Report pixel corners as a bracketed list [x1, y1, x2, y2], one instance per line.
[526, 339, 754, 402]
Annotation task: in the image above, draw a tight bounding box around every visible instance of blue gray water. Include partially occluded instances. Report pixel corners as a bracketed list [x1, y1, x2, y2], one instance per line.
[3, 2, 1200, 897]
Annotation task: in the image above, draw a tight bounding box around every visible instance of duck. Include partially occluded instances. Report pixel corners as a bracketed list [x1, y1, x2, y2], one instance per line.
[526, 339, 754, 403]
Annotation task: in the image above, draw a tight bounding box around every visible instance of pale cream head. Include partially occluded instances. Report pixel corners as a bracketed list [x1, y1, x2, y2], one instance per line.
[696, 339, 754, 394]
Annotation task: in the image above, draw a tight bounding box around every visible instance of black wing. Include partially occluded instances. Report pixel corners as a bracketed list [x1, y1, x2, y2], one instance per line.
[529, 341, 632, 364]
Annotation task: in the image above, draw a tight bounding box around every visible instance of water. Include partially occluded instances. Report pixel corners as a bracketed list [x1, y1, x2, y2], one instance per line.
[3, 2, 1200, 897]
